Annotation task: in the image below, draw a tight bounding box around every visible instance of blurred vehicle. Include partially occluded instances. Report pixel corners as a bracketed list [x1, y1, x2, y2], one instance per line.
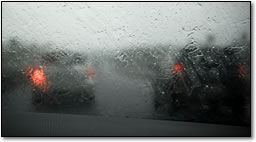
[25, 50, 95, 106]
[154, 44, 250, 125]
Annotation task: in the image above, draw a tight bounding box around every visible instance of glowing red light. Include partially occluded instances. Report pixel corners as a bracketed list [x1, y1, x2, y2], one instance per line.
[86, 67, 96, 80]
[238, 65, 246, 78]
[173, 63, 183, 73]
[87, 67, 94, 74]
[25, 66, 52, 92]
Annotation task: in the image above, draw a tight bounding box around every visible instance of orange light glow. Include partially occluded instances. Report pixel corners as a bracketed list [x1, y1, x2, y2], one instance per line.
[86, 67, 96, 80]
[26, 66, 52, 92]
[87, 67, 94, 74]
[173, 63, 183, 73]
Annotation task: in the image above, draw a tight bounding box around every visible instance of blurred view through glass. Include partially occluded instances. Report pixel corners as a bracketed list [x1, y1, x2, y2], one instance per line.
[2, 2, 250, 126]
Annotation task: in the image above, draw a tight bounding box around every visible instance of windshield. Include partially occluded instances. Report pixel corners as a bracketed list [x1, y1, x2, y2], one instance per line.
[2, 2, 250, 126]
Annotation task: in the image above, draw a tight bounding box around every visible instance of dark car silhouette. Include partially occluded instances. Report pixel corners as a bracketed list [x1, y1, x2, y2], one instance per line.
[154, 44, 250, 125]
[25, 50, 95, 106]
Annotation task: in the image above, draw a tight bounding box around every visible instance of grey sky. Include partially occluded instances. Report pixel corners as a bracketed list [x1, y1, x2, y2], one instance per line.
[2, 2, 250, 51]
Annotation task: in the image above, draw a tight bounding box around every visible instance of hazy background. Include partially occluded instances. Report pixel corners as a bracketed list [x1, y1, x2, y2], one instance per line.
[2, 2, 250, 51]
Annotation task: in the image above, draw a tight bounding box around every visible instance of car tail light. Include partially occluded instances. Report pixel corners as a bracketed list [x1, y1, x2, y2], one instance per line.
[25, 65, 52, 92]
[86, 67, 96, 80]
[173, 63, 183, 73]
[238, 65, 246, 79]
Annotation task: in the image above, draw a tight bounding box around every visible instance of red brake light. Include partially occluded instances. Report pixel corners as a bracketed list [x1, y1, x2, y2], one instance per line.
[25, 65, 52, 92]
[86, 67, 96, 80]
[238, 65, 246, 78]
[173, 63, 183, 73]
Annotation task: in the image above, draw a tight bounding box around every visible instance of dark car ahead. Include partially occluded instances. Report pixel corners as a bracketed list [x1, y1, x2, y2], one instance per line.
[154, 44, 250, 125]
[25, 50, 95, 106]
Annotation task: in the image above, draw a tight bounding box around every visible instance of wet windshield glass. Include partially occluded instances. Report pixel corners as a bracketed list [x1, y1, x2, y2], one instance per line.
[2, 2, 250, 126]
